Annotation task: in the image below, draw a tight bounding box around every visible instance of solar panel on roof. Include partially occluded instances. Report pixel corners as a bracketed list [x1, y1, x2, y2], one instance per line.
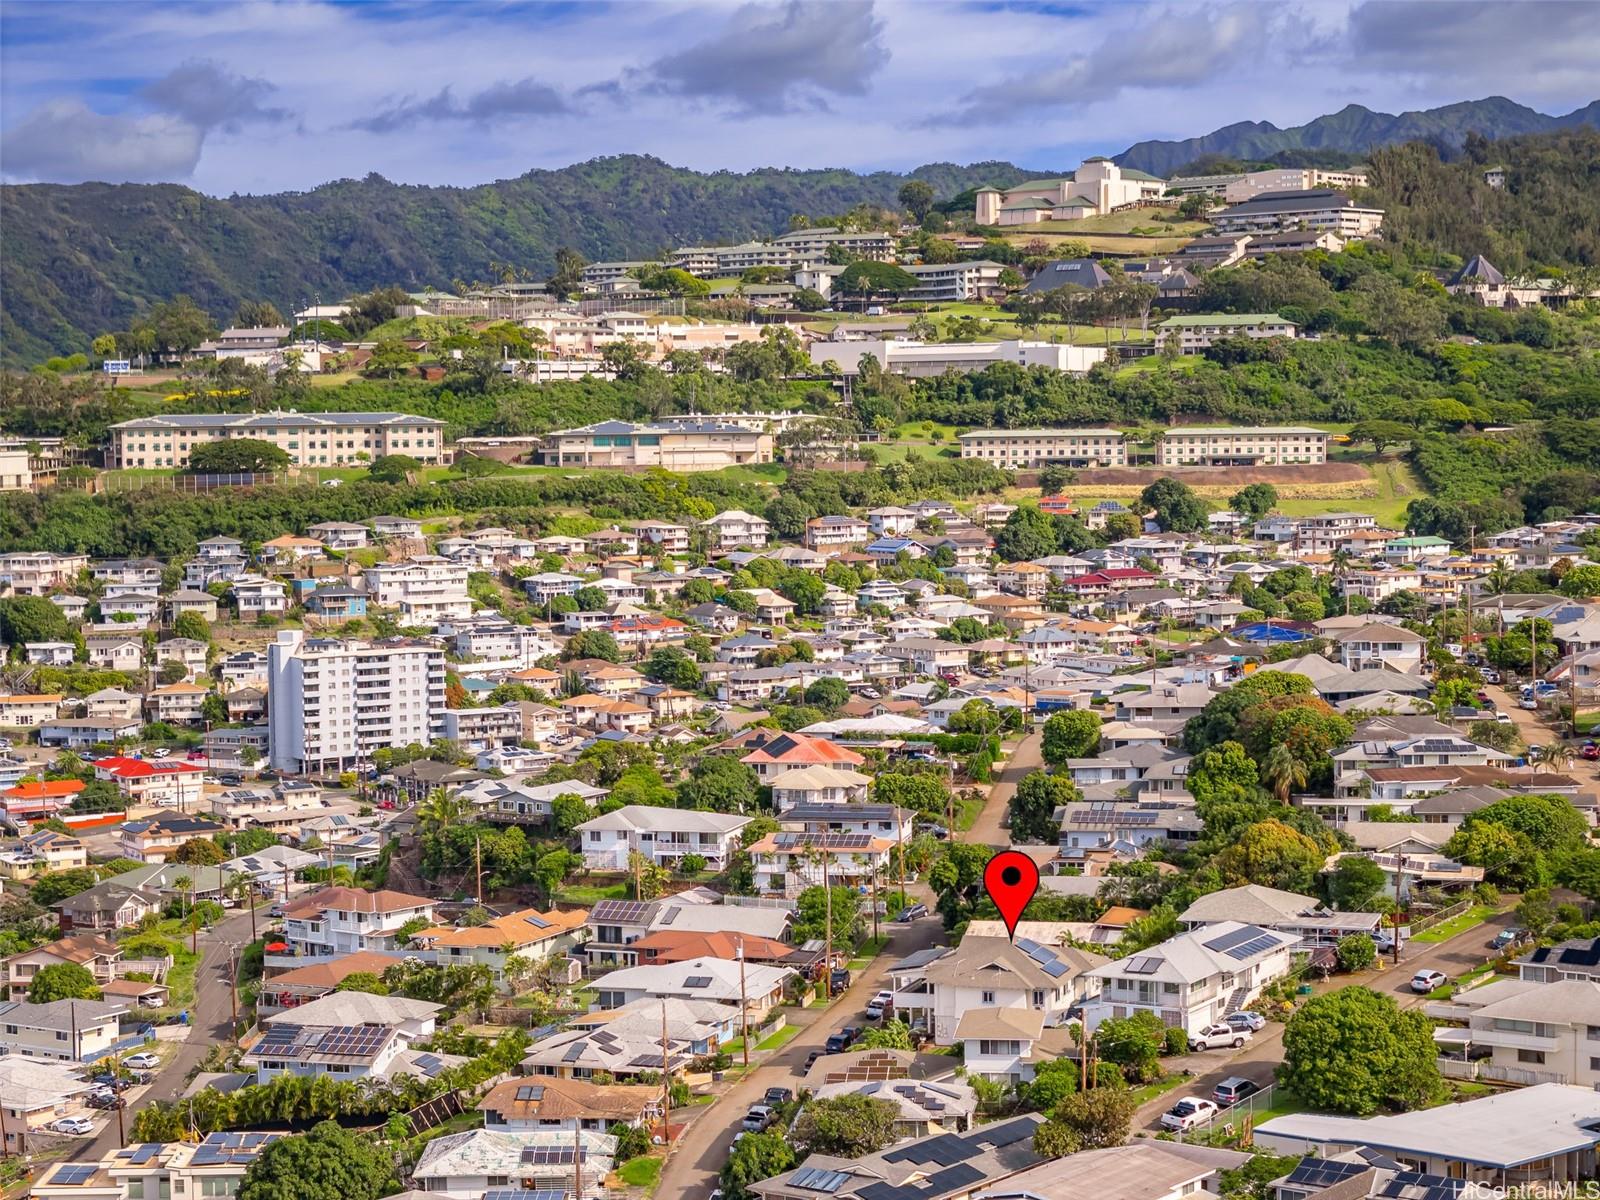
[1223, 935, 1281, 961]
[981, 1117, 1037, 1148]
[521, 1147, 579, 1166]
[515, 1085, 546, 1102]
[486, 1190, 566, 1200]
[1041, 959, 1070, 978]
[1286, 1159, 1367, 1188]
[791, 1167, 851, 1193]
[51, 1166, 96, 1185]
[128, 1144, 162, 1164]
[1124, 956, 1160, 974]
[683, 975, 713, 988]
[524, 914, 551, 929]
[562, 1042, 587, 1062]
[413, 1053, 444, 1076]
[1203, 927, 1258, 954]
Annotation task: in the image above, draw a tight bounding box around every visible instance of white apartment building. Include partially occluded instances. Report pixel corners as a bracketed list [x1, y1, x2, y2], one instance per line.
[108, 411, 446, 469]
[700, 510, 770, 551]
[901, 261, 1007, 302]
[439, 705, 523, 751]
[539, 420, 774, 470]
[771, 227, 895, 262]
[574, 805, 752, 871]
[266, 630, 446, 773]
[957, 428, 1129, 468]
[0, 552, 89, 595]
[1155, 313, 1300, 352]
[1429, 979, 1600, 1089]
[1157, 425, 1328, 466]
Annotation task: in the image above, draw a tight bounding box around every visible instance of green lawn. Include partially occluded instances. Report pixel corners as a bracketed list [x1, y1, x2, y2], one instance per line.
[555, 882, 630, 905]
[1413, 904, 1499, 943]
[618, 1155, 663, 1190]
[1129, 1074, 1187, 1106]
[757, 1024, 802, 1052]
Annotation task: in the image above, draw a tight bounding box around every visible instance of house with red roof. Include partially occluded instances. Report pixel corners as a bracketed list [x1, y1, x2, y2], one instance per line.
[607, 614, 689, 650]
[93, 756, 207, 812]
[1058, 567, 1158, 599]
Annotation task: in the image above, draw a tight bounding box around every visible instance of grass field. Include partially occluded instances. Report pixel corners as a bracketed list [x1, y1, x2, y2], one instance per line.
[757, 1024, 802, 1052]
[617, 1155, 663, 1191]
[1413, 905, 1499, 944]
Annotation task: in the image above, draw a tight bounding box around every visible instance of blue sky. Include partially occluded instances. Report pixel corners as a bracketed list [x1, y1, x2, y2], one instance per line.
[2, 0, 1596, 194]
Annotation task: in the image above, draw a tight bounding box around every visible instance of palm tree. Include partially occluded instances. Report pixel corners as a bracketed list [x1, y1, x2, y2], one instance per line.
[1484, 560, 1514, 597]
[1537, 742, 1574, 773]
[232, 875, 258, 943]
[417, 788, 467, 836]
[1260, 744, 1308, 803]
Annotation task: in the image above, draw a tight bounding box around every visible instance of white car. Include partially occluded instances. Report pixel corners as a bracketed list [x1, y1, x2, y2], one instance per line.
[52, 1117, 94, 1136]
[1519, 698, 1539, 710]
[123, 1052, 160, 1070]
[1410, 969, 1447, 993]
[1189, 1023, 1249, 1051]
[865, 990, 894, 1019]
[1159, 1097, 1220, 1132]
[151, 747, 171, 758]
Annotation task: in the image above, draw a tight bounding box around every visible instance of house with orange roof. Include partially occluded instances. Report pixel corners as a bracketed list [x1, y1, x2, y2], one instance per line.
[258, 534, 325, 565]
[94, 755, 206, 811]
[478, 1075, 662, 1133]
[0, 932, 127, 998]
[256, 950, 405, 1014]
[738, 731, 866, 784]
[996, 560, 1053, 599]
[0, 779, 83, 824]
[408, 907, 590, 989]
[593, 699, 652, 735]
[0, 694, 64, 728]
[146, 680, 208, 725]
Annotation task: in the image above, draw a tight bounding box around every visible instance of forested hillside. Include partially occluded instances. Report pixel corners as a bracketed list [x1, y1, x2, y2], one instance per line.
[0, 156, 1052, 366]
[1117, 96, 1600, 175]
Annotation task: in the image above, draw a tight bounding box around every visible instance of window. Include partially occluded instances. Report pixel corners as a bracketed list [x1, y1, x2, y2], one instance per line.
[1518, 1049, 1546, 1065]
[981, 990, 995, 1004]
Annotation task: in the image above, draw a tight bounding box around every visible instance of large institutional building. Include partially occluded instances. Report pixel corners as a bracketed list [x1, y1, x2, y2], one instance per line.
[538, 420, 774, 470]
[266, 630, 446, 774]
[1210, 188, 1385, 239]
[1156, 426, 1329, 466]
[957, 429, 1129, 468]
[108, 411, 447, 470]
[974, 159, 1168, 226]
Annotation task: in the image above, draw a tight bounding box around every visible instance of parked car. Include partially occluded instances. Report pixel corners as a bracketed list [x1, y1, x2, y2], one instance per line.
[269, 904, 286, 918]
[897, 903, 929, 923]
[1475, 690, 1492, 705]
[1212, 1077, 1261, 1108]
[1189, 1023, 1249, 1051]
[1583, 741, 1600, 761]
[86, 1092, 121, 1110]
[1225, 1011, 1266, 1033]
[151, 747, 171, 759]
[741, 1105, 777, 1133]
[1519, 697, 1539, 710]
[1410, 969, 1448, 993]
[1160, 1097, 1220, 1132]
[763, 1087, 793, 1107]
[51, 1117, 94, 1136]
[824, 1027, 860, 1053]
[1490, 927, 1523, 950]
[91, 1072, 130, 1091]
[1480, 668, 1500, 683]
[123, 1052, 160, 1070]
[865, 990, 894, 1020]
[799, 1050, 822, 1075]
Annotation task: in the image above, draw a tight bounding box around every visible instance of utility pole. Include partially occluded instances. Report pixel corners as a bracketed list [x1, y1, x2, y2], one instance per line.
[1392, 853, 1406, 967]
[0, 1082, 11, 1158]
[1463, 525, 1476, 657]
[659, 1000, 672, 1145]
[738, 937, 750, 1070]
[894, 817, 906, 910]
[870, 868, 881, 943]
[475, 834, 484, 907]
[572, 1120, 583, 1200]
[228, 942, 239, 1038]
[822, 852, 834, 1002]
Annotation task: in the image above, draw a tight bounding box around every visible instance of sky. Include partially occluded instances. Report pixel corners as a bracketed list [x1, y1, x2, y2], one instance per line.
[2, 0, 1598, 195]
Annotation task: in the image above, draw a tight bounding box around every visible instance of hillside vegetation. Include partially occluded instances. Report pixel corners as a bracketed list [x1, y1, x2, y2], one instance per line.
[0, 156, 1056, 366]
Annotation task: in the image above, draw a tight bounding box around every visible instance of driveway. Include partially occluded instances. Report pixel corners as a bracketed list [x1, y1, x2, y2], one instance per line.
[1132, 908, 1517, 1131]
[967, 731, 1041, 846]
[64, 904, 263, 1162]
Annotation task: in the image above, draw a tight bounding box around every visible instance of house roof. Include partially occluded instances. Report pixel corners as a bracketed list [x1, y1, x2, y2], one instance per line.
[410, 907, 589, 950]
[477, 1076, 658, 1122]
[925, 935, 1104, 991]
[954, 1006, 1045, 1041]
[264, 950, 404, 990]
[284, 885, 433, 918]
[1091, 921, 1295, 985]
[260, 991, 440, 1027]
[1178, 884, 1330, 927]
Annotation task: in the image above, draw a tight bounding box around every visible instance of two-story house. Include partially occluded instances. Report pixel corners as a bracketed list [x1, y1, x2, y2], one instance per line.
[116, 813, 225, 862]
[1334, 623, 1428, 674]
[279, 886, 436, 962]
[1429, 978, 1600, 1089]
[0, 997, 129, 1062]
[574, 806, 751, 871]
[408, 907, 589, 990]
[911, 934, 1105, 1045]
[1084, 921, 1297, 1036]
[241, 992, 441, 1082]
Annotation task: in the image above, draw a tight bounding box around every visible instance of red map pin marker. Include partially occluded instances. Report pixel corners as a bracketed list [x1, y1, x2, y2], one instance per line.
[984, 850, 1040, 942]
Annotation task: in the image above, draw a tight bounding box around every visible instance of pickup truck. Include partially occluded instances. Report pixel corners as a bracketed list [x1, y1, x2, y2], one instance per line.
[1159, 1097, 1219, 1132]
[1189, 1023, 1250, 1052]
[865, 990, 894, 1020]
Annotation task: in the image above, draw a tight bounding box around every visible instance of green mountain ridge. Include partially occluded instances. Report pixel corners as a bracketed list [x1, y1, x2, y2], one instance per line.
[1116, 95, 1600, 175]
[0, 156, 1059, 367]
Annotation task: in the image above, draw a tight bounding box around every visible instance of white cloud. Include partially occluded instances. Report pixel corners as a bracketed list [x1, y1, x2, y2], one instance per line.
[0, 100, 203, 184]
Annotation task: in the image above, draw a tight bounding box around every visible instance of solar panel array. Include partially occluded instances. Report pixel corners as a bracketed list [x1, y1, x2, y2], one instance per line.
[791, 1166, 852, 1193]
[591, 900, 653, 925]
[312, 1024, 391, 1060]
[520, 1147, 580, 1166]
[51, 1165, 96, 1185]
[515, 1085, 547, 1102]
[1124, 956, 1162, 974]
[683, 975, 713, 989]
[485, 1190, 566, 1200]
[524, 914, 551, 929]
[413, 1053, 445, 1077]
[1284, 1159, 1367, 1189]
[1224, 935, 1280, 961]
[979, 1117, 1037, 1148]
[774, 832, 873, 851]
[125, 1144, 163, 1165]
[1202, 928, 1282, 960]
[191, 1133, 278, 1166]
[1379, 1172, 1467, 1200]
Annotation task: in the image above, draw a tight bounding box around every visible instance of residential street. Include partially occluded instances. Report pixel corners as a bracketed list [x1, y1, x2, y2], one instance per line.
[64, 906, 262, 1163]
[967, 731, 1040, 845]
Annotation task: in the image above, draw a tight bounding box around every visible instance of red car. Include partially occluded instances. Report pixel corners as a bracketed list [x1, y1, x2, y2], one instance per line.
[1582, 742, 1599, 762]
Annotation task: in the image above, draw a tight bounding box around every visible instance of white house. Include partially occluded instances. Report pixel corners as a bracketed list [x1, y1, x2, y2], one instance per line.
[911, 933, 1105, 1045]
[573, 805, 752, 871]
[1083, 921, 1297, 1035]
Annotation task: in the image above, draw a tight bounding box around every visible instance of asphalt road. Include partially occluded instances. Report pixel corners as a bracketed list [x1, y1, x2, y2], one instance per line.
[968, 731, 1041, 846]
[63, 905, 263, 1162]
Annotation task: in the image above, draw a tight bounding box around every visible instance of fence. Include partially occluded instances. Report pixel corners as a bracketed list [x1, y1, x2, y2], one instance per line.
[92, 470, 289, 494]
[1410, 897, 1474, 935]
[1172, 1081, 1279, 1146]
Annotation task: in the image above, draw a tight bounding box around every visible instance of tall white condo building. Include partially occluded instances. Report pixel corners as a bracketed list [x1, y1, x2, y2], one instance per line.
[267, 630, 446, 773]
